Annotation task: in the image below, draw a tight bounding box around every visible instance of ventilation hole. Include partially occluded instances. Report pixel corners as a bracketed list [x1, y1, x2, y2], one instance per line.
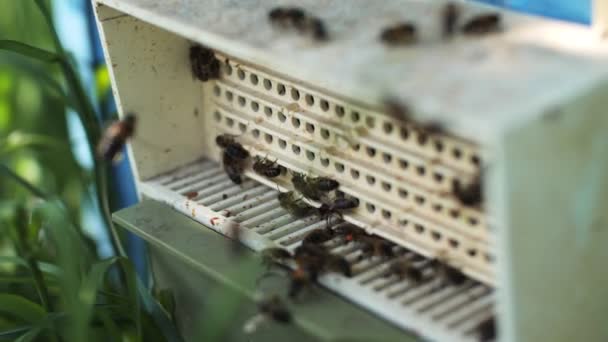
[382, 210, 392, 219]
[382, 153, 392, 164]
[414, 224, 425, 233]
[381, 182, 392, 191]
[237, 69, 245, 80]
[264, 133, 273, 144]
[468, 217, 479, 226]
[471, 154, 481, 166]
[399, 219, 408, 227]
[366, 175, 376, 185]
[251, 129, 260, 138]
[417, 132, 428, 145]
[366, 147, 376, 157]
[237, 96, 246, 107]
[277, 83, 286, 95]
[292, 145, 301, 155]
[365, 116, 375, 128]
[213, 85, 221, 96]
[432, 203, 443, 212]
[398, 188, 408, 198]
[225, 91, 234, 101]
[351, 111, 360, 122]
[224, 62, 233, 75]
[305, 94, 314, 106]
[321, 158, 330, 167]
[416, 166, 426, 176]
[320, 99, 329, 111]
[335, 105, 345, 117]
[450, 209, 460, 218]
[366, 203, 376, 213]
[334, 162, 345, 173]
[399, 159, 409, 169]
[278, 112, 287, 122]
[414, 196, 425, 205]
[434, 140, 444, 152]
[449, 239, 460, 249]
[400, 127, 410, 140]
[352, 144, 361, 151]
[238, 123, 247, 133]
[433, 172, 444, 183]
[250, 73, 259, 85]
[291, 117, 301, 128]
[225, 117, 234, 127]
[467, 249, 478, 257]
[213, 111, 221, 122]
[251, 101, 259, 112]
[263, 79, 272, 90]
[306, 150, 315, 161]
[320, 128, 330, 139]
[264, 106, 273, 117]
[305, 123, 315, 134]
[452, 148, 462, 159]
[431, 231, 441, 241]
[351, 169, 360, 179]
[278, 139, 287, 149]
[383, 122, 394, 134]
[290, 88, 300, 100]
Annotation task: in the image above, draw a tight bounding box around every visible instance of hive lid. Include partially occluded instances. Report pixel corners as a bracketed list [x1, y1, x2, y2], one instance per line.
[95, 0, 608, 143]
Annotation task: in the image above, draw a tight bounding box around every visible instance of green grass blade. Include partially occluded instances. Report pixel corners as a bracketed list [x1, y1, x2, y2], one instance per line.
[0, 294, 45, 323]
[0, 40, 59, 62]
[0, 164, 48, 199]
[14, 326, 42, 342]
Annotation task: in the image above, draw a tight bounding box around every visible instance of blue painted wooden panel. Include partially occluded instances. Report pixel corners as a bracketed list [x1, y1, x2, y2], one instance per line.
[476, 0, 591, 24]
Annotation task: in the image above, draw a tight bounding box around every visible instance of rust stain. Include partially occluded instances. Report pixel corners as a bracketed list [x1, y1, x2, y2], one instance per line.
[184, 191, 198, 199]
[255, 116, 264, 124]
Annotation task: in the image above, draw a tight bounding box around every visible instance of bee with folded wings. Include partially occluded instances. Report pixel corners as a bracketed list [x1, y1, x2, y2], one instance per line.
[97, 113, 137, 162]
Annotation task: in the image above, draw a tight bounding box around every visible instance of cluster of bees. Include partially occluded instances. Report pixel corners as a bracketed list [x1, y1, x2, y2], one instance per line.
[189, 44, 220, 82]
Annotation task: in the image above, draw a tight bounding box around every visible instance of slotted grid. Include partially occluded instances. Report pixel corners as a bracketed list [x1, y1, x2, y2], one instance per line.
[141, 159, 495, 342]
[202, 53, 494, 285]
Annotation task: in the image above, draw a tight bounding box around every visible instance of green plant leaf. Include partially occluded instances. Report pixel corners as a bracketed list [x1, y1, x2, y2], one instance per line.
[0, 256, 61, 278]
[0, 40, 59, 63]
[14, 326, 42, 342]
[0, 294, 45, 323]
[0, 131, 71, 156]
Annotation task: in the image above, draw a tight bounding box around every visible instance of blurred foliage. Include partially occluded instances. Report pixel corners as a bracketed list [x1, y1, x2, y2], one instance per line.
[0, 1, 181, 341]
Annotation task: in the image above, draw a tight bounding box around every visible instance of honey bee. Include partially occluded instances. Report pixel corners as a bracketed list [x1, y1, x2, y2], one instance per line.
[380, 23, 417, 46]
[359, 235, 396, 259]
[216, 134, 250, 184]
[292, 172, 339, 201]
[189, 44, 220, 82]
[309, 17, 328, 41]
[383, 97, 412, 122]
[301, 228, 335, 246]
[261, 247, 293, 268]
[278, 191, 316, 218]
[389, 257, 424, 283]
[441, 2, 460, 39]
[97, 113, 136, 162]
[268, 7, 305, 28]
[452, 173, 482, 207]
[253, 156, 282, 178]
[476, 317, 496, 341]
[462, 13, 501, 35]
[333, 223, 366, 242]
[317, 197, 359, 225]
[429, 258, 467, 288]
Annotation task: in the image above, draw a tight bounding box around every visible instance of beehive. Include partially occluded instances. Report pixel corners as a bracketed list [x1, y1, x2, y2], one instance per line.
[94, 0, 608, 341]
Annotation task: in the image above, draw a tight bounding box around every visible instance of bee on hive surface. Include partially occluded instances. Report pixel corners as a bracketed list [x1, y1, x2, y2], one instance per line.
[389, 257, 424, 284]
[292, 172, 339, 201]
[333, 223, 366, 242]
[301, 228, 335, 247]
[383, 97, 412, 122]
[462, 13, 501, 35]
[452, 173, 483, 207]
[260, 247, 293, 268]
[309, 17, 328, 41]
[253, 156, 282, 178]
[441, 2, 460, 39]
[317, 197, 359, 225]
[268, 7, 328, 41]
[380, 22, 417, 46]
[216, 134, 249, 184]
[359, 235, 396, 259]
[97, 113, 136, 162]
[278, 191, 317, 218]
[476, 317, 496, 342]
[429, 253, 468, 288]
[244, 295, 292, 333]
[189, 44, 220, 82]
